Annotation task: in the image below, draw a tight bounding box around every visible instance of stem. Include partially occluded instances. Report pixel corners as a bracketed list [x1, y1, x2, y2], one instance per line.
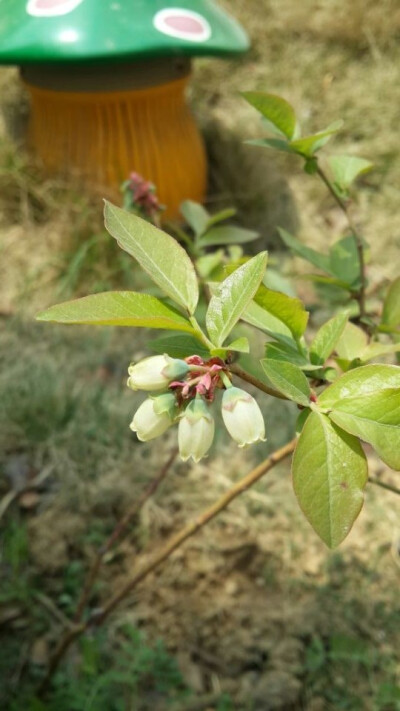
[92, 438, 296, 626]
[369, 476, 400, 497]
[189, 315, 215, 352]
[73, 447, 178, 623]
[37, 439, 296, 695]
[230, 363, 289, 400]
[316, 162, 367, 323]
[37, 624, 85, 697]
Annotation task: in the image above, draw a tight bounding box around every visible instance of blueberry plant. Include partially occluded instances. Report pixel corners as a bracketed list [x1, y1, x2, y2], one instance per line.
[35, 93, 400, 695]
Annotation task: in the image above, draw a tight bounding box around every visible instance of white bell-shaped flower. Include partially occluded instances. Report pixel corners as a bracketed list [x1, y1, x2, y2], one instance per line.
[130, 394, 176, 441]
[127, 354, 189, 392]
[178, 397, 215, 463]
[221, 386, 266, 448]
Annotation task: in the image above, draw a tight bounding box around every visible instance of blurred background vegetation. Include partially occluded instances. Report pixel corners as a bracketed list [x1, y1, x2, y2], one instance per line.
[0, 1, 399, 709]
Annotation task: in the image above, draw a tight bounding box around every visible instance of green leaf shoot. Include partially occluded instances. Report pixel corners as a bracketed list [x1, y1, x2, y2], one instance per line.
[290, 120, 343, 158]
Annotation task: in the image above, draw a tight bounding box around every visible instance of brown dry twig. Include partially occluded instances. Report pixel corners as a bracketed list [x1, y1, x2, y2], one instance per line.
[37, 438, 297, 697]
[73, 446, 178, 623]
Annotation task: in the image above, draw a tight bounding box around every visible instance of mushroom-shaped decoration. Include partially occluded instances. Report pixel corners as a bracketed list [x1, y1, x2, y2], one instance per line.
[0, 1, 249, 218]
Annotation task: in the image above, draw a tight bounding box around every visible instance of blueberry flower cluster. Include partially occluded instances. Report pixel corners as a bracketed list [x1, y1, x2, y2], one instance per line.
[128, 354, 266, 463]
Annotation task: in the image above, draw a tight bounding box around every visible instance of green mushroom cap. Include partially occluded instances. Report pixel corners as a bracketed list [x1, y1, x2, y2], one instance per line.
[0, 0, 249, 65]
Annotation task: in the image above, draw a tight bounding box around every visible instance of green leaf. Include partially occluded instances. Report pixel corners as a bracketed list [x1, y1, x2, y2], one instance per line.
[328, 390, 400, 471]
[361, 341, 400, 361]
[254, 285, 309, 341]
[319, 364, 400, 469]
[242, 300, 295, 346]
[378, 324, 400, 335]
[205, 207, 237, 228]
[197, 225, 259, 249]
[290, 120, 343, 157]
[225, 337, 250, 353]
[104, 202, 199, 314]
[318, 364, 400, 407]
[299, 274, 353, 291]
[329, 235, 361, 286]
[292, 412, 368, 548]
[37, 292, 194, 332]
[242, 92, 297, 139]
[278, 228, 333, 274]
[149, 334, 210, 359]
[180, 200, 210, 237]
[382, 277, 400, 327]
[328, 155, 373, 192]
[310, 311, 349, 365]
[265, 342, 311, 369]
[335, 322, 368, 361]
[246, 138, 295, 154]
[196, 251, 224, 279]
[261, 359, 311, 405]
[296, 408, 311, 434]
[206, 252, 268, 347]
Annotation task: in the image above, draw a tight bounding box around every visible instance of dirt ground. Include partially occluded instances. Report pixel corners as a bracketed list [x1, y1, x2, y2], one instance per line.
[1, 1, 400, 709]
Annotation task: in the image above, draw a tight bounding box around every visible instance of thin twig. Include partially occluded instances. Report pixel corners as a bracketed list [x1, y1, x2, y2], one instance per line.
[37, 438, 296, 696]
[74, 446, 178, 623]
[316, 163, 367, 323]
[369, 476, 400, 497]
[92, 438, 297, 626]
[34, 593, 75, 630]
[37, 624, 86, 696]
[0, 466, 54, 523]
[230, 363, 289, 400]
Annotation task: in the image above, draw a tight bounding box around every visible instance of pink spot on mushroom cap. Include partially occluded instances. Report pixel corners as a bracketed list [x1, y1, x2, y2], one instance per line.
[153, 8, 211, 42]
[27, 0, 84, 15]
[36, 0, 68, 7]
[164, 15, 205, 35]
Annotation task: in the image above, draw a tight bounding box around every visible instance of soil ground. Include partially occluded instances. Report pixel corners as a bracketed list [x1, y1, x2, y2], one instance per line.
[1, 1, 399, 709]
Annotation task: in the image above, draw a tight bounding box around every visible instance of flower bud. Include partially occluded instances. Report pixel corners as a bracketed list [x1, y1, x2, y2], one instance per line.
[127, 355, 189, 392]
[130, 394, 176, 441]
[221, 387, 266, 448]
[178, 397, 215, 463]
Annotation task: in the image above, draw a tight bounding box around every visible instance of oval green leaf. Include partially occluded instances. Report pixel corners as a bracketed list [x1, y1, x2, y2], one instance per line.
[261, 359, 311, 406]
[254, 285, 309, 341]
[150, 334, 210, 359]
[292, 412, 368, 548]
[310, 310, 349, 365]
[328, 155, 374, 192]
[37, 292, 194, 332]
[197, 225, 259, 249]
[382, 277, 400, 327]
[242, 92, 297, 140]
[319, 364, 400, 408]
[206, 252, 268, 347]
[104, 202, 199, 314]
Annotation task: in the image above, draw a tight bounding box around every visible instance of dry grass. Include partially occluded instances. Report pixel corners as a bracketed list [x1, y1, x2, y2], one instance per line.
[194, 0, 400, 277]
[1, 4, 400, 708]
